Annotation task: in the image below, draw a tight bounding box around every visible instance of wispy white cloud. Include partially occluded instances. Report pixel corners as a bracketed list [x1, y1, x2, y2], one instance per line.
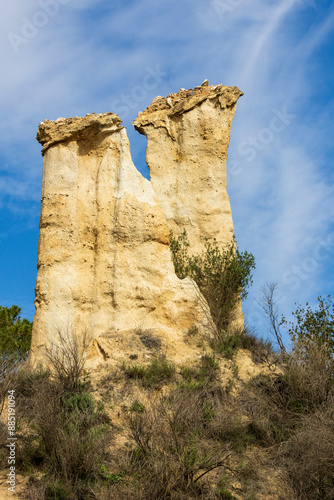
[240, 0, 301, 83]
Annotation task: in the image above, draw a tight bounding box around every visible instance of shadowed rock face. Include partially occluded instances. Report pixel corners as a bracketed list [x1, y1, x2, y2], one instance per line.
[30, 82, 243, 369]
[133, 81, 243, 254]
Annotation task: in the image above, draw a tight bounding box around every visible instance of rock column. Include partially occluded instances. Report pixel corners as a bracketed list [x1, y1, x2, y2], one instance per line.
[30, 113, 211, 368]
[133, 81, 243, 254]
[134, 82, 244, 328]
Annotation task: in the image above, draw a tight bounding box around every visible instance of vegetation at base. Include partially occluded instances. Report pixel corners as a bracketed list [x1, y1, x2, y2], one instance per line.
[0, 330, 113, 500]
[180, 354, 219, 388]
[0, 236, 333, 498]
[213, 327, 273, 361]
[124, 385, 238, 499]
[104, 296, 333, 498]
[282, 294, 334, 356]
[18, 375, 110, 482]
[130, 400, 146, 413]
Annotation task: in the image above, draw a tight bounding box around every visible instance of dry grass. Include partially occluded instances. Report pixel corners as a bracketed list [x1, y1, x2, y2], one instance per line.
[279, 396, 334, 499]
[1, 324, 332, 500]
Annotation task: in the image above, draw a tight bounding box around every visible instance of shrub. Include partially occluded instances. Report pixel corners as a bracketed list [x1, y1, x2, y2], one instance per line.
[16, 370, 111, 484]
[213, 327, 273, 360]
[248, 337, 333, 425]
[13, 328, 111, 497]
[44, 328, 92, 392]
[0, 419, 8, 468]
[241, 376, 295, 445]
[0, 305, 32, 389]
[122, 356, 176, 388]
[246, 336, 334, 457]
[180, 355, 219, 388]
[125, 386, 234, 498]
[214, 330, 244, 358]
[130, 401, 146, 413]
[280, 396, 334, 499]
[170, 231, 255, 332]
[285, 339, 333, 413]
[99, 463, 124, 484]
[283, 295, 334, 357]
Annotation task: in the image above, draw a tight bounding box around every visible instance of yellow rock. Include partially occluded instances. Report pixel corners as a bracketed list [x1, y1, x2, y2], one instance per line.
[29, 112, 212, 368]
[134, 82, 244, 329]
[29, 82, 244, 369]
[133, 83, 243, 253]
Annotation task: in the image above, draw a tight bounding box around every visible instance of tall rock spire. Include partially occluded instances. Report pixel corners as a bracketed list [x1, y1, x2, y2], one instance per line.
[133, 82, 243, 254]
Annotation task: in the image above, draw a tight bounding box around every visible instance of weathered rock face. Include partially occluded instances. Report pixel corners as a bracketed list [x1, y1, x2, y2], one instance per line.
[134, 81, 244, 328]
[133, 81, 243, 254]
[30, 112, 212, 368]
[30, 81, 243, 369]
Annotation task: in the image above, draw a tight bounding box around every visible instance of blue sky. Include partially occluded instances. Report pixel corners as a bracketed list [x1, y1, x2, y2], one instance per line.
[1, 0, 333, 346]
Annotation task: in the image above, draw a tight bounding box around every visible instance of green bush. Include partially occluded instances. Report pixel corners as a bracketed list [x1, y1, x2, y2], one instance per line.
[99, 464, 124, 484]
[285, 340, 334, 413]
[214, 331, 244, 358]
[213, 327, 273, 360]
[281, 396, 334, 499]
[125, 386, 234, 498]
[180, 355, 219, 388]
[16, 371, 111, 485]
[44, 481, 73, 500]
[283, 295, 334, 357]
[122, 356, 175, 388]
[130, 401, 146, 413]
[12, 328, 111, 498]
[265, 297, 334, 417]
[170, 231, 255, 332]
[0, 305, 32, 377]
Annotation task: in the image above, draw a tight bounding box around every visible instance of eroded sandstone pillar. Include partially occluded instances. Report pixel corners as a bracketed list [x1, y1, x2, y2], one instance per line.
[133, 81, 243, 254]
[30, 113, 211, 368]
[133, 81, 244, 328]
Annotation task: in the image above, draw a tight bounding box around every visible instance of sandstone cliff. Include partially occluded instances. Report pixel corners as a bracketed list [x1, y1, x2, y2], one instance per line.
[30, 81, 243, 369]
[133, 81, 244, 328]
[30, 112, 211, 368]
[133, 80, 243, 254]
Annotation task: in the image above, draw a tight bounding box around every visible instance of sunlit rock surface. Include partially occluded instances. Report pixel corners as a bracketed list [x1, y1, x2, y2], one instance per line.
[30, 81, 243, 369]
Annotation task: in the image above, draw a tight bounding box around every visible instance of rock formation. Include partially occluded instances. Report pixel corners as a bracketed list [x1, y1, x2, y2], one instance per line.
[133, 81, 243, 254]
[30, 112, 211, 368]
[30, 81, 243, 369]
[134, 81, 244, 329]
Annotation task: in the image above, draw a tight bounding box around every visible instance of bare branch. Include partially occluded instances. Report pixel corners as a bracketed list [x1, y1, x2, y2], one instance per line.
[44, 328, 92, 391]
[259, 282, 286, 355]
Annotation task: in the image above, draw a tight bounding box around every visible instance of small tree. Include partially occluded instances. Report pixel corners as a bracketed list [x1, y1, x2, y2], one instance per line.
[259, 282, 286, 355]
[283, 295, 334, 357]
[169, 231, 255, 332]
[45, 328, 92, 392]
[275, 296, 334, 412]
[0, 305, 32, 378]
